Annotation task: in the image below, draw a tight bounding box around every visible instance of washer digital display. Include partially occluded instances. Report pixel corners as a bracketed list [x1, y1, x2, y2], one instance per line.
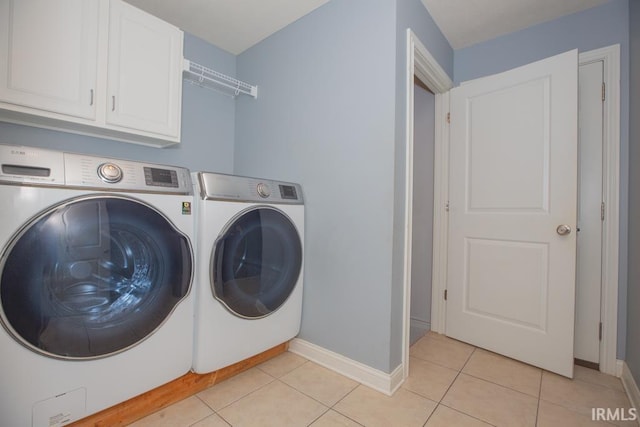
[144, 167, 179, 188]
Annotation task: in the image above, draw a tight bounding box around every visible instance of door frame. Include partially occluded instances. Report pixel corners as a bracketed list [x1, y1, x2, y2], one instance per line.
[577, 45, 620, 376]
[402, 41, 621, 378]
[401, 29, 452, 380]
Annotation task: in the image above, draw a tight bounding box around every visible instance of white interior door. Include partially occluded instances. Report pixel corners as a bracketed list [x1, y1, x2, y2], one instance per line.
[574, 60, 604, 365]
[446, 50, 578, 378]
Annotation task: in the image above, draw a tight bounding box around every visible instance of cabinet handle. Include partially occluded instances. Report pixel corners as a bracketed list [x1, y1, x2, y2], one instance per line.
[89, 89, 94, 106]
[111, 96, 115, 112]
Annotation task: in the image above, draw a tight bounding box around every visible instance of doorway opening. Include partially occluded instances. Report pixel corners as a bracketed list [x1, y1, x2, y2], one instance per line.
[409, 78, 435, 346]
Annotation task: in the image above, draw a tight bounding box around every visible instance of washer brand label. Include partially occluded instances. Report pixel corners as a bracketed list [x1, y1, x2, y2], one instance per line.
[182, 201, 192, 215]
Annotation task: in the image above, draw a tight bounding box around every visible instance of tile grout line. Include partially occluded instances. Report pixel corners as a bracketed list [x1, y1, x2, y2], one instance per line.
[537, 371, 634, 423]
[325, 383, 367, 427]
[420, 346, 477, 426]
[191, 394, 229, 427]
[193, 355, 364, 427]
[202, 369, 279, 414]
[304, 405, 331, 427]
[534, 369, 543, 427]
[275, 360, 361, 412]
[451, 358, 541, 427]
[435, 402, 499, 427]
[409, 333, 477, 372]
[264, 362, 366, 426]
[459, 370, 542, 400]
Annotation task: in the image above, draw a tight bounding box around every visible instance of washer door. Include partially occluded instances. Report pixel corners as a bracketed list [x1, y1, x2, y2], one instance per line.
[0, 196, 193, 360]
[212, 207, 302, 319]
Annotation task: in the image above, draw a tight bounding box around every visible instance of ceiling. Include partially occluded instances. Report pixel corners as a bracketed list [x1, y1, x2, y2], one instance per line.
[125, 0, 611, 54]
[124, 0, 330, 55]
[421, 0, 611, 49]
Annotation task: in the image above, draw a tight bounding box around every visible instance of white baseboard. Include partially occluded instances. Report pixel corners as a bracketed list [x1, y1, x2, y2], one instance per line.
[288, 338, 404, 396]
[410, 318, 431, 331]
[621, 361, 640, 420]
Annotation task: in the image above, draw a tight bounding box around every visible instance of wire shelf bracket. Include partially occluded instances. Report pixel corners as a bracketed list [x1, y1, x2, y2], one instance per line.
[183, 59, 258, 99]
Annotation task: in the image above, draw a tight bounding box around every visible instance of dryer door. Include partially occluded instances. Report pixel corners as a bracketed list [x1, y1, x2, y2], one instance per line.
[0, 196, 193, 359]
[212, 206, 302, 318]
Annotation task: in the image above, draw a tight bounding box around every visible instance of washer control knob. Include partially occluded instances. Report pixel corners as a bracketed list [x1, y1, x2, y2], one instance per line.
[256, 182, 271, 198]
[97, 163, 123, 183]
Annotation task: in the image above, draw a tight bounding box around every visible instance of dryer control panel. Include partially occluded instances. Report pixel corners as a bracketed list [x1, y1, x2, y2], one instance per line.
[197, 172, 303, 204]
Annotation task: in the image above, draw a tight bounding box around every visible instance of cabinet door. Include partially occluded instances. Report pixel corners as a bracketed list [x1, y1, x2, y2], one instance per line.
[0, 0, 99, 119]
[106, 0, 183, 139]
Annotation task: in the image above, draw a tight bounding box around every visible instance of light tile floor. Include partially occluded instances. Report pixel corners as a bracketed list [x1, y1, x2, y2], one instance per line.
[131, 332, 635, 426]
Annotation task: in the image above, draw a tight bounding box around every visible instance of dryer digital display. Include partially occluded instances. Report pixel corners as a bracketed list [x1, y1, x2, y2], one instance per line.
[279, 184, 298, 200]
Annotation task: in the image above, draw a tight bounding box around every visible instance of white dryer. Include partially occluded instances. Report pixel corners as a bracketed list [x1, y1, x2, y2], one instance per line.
[0, 145, 195, 426]
[192, 172, 304, 374]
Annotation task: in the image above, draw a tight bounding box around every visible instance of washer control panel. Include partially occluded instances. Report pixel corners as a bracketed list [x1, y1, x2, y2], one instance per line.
[197, 172, 303, 204]
[65, 153, 190, 194]
[0, 144, 64, 185]
[0, 144, 192, 194]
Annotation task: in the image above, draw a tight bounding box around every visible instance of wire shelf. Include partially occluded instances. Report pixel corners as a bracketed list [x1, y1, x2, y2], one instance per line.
[183, 59, 258, 98]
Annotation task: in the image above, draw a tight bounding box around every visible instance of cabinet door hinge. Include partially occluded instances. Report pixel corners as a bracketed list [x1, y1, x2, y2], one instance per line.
[445, 201, 450, 212]
[446, 112, 450, 124]
[602, 82, 606, 102]
[444, 289, 448, 300]
[601, 202, 605, 221]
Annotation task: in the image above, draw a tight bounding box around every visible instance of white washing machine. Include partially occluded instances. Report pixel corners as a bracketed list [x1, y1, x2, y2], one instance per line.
[0, 145, 195, 426]
[192, 172, 304, 374]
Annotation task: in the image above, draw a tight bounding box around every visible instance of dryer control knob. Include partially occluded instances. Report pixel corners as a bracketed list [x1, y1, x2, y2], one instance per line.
[257, 182, 271, 198]
[97, 163, 123, 183]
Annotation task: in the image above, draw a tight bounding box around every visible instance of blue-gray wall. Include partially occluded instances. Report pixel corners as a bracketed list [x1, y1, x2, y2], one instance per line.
[626, 0, 640, 384]
[235, 0, 398, 372]
[0, 33, 236, 174]
[453, 0, 630, 360]
[234, 0, 452, 372]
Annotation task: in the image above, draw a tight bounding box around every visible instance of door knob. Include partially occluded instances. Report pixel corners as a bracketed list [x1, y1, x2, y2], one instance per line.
[556, 224, 572, 235]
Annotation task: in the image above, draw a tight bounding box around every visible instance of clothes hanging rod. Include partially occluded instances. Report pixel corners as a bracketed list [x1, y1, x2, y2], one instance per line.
[182, 59, 258, 98]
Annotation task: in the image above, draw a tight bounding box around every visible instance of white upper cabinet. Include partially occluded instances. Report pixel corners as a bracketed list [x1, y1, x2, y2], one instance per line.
[0, 0, 183, 147]
[106, 0, 182, 139]
[0, 0, 99, 119]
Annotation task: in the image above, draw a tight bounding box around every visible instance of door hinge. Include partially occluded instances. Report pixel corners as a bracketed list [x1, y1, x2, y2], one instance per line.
[444, 289, 448, 300]
[599, 322, 603, 341]
[602, 82, 606, 102]
[446, 112, 450, 124]
[445, 201, 450, 212]
[601, 202, 605, 221]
